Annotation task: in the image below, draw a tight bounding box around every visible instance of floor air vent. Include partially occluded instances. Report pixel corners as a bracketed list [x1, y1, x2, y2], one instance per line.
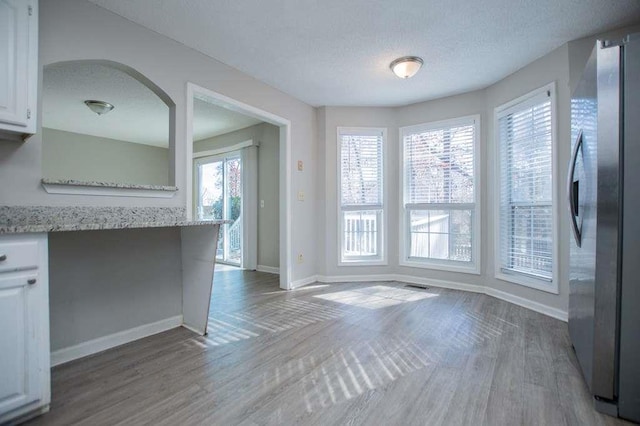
[404, 284, 429, 290]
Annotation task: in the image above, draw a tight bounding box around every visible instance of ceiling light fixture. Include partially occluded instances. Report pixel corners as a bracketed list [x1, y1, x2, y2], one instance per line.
[84, 100, 114, 115]
[390, 56, 423, 79]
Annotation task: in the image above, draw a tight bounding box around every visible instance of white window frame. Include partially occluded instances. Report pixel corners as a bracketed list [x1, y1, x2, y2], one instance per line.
[337, 127, 387, 266]
[494, 82, 559, 293]
[399, 115, 481, 274]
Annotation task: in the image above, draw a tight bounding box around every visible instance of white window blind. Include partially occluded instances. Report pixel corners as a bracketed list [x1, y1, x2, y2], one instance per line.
[341, 133, 383, 207]
[498, 90, 554, 282]
[339, 128, 385, 263]
[401, 117, 478, 271]
[405, 124, 475, 205]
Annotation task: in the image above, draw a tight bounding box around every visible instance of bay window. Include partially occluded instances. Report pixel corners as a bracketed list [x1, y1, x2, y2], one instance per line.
[338, 127, 386, 264]
[495, 83, 558, 292]
[400, 116, 480, 273]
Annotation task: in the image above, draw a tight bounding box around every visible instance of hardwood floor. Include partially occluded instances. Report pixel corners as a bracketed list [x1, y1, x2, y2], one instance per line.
[27, 269, 632, 426]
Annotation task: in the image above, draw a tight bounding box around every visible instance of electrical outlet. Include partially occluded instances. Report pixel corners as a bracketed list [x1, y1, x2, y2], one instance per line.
[297, 253, 304, 264]
[297, 191, 305, 201]
[260, 199, 265, 208]
[297, 160, 304, 171]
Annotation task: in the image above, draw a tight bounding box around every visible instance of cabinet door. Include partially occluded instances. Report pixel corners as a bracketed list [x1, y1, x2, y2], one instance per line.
[0, 274, 39, 415]
[0, 0, 29, 128]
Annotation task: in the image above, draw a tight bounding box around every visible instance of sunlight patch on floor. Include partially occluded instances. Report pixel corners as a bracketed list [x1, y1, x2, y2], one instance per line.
[313, 285, 438, 309]
[255, 336, 437, 413]
[204, 299, 349, 347]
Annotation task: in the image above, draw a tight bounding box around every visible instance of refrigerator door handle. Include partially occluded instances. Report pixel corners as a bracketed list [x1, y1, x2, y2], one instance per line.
[568, 130, 583, 247]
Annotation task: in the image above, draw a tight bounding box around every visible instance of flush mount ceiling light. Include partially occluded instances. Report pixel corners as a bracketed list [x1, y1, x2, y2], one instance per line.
[390, 56, 424, 79]
[84, 100, 114, 115]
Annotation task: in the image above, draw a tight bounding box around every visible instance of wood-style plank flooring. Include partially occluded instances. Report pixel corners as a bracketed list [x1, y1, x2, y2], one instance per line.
[27, 268, 633, 425]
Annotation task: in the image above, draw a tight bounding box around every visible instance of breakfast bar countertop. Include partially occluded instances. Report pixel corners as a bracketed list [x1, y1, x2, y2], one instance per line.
[0, 206, 229, 234]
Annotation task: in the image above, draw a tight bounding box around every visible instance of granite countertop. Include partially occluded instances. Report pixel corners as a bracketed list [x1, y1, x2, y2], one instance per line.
[0, 206, 229, 234]
[41, 178, 178, 192]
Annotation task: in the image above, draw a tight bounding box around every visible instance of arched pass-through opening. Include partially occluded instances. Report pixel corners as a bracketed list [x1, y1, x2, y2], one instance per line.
[41, 59, 178, 191]
[185, 83, 292, 291]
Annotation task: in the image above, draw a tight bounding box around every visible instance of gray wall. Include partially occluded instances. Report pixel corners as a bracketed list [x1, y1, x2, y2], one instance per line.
[316, 106, 397, 278]
[316, 23, 640, 316]
[0, 0, 316, 355]
[257, 123, 280, 269]
[195, 126, 262, 152]
[48, 228, 182, 351]
[0, 0, 317, 283]
[318, 55, 567, 312]
[42, 128, 169, 186]
[483, 44, 570, 312]
[194, 123, 280, 269]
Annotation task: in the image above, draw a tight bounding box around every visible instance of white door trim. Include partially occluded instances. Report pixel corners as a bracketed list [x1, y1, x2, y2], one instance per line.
[185, 83, 292, 290]
[193, 139, 259, 159]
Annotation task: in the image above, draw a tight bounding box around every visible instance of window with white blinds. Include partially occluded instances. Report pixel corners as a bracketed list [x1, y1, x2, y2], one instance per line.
[400, 116, 479, 273]
[338, 127, 385, 264]
[496, 84, 557, 291]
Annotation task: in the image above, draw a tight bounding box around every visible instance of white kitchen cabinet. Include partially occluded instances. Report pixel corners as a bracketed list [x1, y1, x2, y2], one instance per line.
[0, 234, 50, 424]
[0, 0, 38, 140]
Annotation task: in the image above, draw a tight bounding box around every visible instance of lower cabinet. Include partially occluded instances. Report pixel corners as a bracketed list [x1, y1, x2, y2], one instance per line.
[0, 234, 49, 424]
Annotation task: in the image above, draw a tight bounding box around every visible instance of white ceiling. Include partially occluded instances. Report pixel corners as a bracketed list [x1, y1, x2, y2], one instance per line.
[193, 99, 263, 142]
[43, 62, 170, 147]
[88, 0, 640, 107]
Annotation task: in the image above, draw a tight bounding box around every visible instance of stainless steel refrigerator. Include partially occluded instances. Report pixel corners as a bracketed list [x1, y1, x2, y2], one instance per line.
[568, 34, 640, 422]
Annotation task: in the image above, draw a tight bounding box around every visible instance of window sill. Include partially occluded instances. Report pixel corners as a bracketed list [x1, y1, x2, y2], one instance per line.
[339, 259, 388, 267]
[399, 259, 480, 275]
[41, 179, 178, 198]
[495, 271, 559, 294]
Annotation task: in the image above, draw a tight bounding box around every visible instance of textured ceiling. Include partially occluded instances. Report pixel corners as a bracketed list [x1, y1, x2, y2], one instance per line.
[43, 62, 261, 147]
[43, 62, 170, 147]
[193, 99, 263, 142]
[88, 0, 640, 107]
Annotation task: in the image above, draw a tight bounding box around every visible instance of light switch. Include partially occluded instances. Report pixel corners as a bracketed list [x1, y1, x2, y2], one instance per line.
[297, 191, 305, 201]
[260, 200, 265, 208]
[297, 160, 304, 171]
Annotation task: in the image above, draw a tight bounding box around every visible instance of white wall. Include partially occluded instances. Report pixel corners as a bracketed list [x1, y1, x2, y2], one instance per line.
[42, 128, 169, 186]
[194, 123, 280, 269]
[0, 0, 317, 282]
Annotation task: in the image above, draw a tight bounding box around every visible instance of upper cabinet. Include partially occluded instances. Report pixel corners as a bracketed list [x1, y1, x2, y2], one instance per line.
[0, 0, 37, 140]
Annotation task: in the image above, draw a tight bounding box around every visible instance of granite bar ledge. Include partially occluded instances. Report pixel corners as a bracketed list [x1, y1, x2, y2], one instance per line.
[0, 206, 229, 234]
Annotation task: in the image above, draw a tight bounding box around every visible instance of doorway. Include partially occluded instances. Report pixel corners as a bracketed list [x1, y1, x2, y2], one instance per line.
[187, 83, 291, 291]
[195, 153, 243, 266]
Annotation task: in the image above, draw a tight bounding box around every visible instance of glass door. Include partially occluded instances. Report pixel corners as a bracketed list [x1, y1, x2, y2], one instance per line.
[196, 153, 242, 266]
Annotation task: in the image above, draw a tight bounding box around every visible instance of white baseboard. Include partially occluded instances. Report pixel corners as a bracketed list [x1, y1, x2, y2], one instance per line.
[393, 274, 485, 294]
[290, 275, 318, 289]
[310, 273, 568, 322]
[316, 274, 396, 283]
[51, 315, 183, 367]
[484, 288, 568, 321]
[181, 322, 205, 335]
[257, 265, 280, 275]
